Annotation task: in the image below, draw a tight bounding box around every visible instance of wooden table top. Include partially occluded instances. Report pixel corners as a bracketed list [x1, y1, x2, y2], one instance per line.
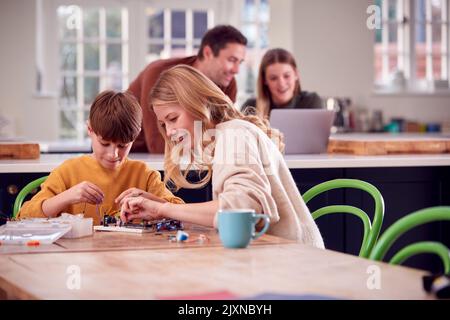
[0, 243, 430, 300]
[0, 224, 291, 255]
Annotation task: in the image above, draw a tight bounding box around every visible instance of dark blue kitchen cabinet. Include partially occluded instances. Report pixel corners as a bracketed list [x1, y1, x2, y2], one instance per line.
[291, 168, 345, 253]
[0, 172, 48, 219]
[161, 171, 212, 204]
[292, 166, 450, 273]
[291, 167, 443, 265]
[344, 167, 448, 273]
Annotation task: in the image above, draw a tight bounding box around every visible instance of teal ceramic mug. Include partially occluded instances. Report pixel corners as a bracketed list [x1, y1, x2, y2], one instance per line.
[217, 209, 270, 248]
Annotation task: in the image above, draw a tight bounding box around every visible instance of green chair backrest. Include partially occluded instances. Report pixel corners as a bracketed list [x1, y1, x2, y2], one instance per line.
[370, 206, 450, 274]
[13, 176, 48, 218]
[303, 178, 385, 258]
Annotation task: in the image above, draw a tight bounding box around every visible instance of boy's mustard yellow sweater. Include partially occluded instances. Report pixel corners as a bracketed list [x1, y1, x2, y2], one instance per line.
[18, 155, 183, 224]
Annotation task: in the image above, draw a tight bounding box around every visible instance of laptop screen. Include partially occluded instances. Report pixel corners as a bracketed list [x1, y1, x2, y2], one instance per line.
[270, 109, 335, 154]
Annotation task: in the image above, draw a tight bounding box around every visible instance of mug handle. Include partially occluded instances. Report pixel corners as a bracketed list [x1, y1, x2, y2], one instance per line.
[252, 213, 270, 240]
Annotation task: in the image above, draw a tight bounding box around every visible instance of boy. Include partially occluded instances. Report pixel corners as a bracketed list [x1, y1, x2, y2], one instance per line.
[19, 90, 183, 224]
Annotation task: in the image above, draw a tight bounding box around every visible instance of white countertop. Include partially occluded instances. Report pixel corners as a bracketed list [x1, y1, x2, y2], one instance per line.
[1, 153, 449, 173]
[38, 140, 91, 153]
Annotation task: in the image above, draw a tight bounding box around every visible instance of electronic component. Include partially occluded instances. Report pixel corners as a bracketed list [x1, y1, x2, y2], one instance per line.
[95, 213, 183, 234]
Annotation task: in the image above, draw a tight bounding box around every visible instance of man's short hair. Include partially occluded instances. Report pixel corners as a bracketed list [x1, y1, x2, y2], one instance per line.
[89, 90, 142, 143]
[197, 25, 247, 59]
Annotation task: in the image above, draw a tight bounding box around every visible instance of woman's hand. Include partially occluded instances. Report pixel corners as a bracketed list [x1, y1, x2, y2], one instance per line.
[120, 196, 165, 223]
[64, 181, 104, 205]
[115, 188, 167, 207]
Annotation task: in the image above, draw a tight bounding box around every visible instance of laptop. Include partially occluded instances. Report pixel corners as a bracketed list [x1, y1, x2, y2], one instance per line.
[270, 109, 335, 154]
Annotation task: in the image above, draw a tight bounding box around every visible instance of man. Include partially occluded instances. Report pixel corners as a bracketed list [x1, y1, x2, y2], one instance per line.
[128, 25, 247, 153]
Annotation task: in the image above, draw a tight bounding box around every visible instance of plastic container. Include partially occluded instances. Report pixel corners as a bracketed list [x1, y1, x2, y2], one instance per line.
[0, 220, 71, 245]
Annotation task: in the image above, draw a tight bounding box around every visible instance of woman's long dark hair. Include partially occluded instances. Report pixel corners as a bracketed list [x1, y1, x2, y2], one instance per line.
[256, 48, 301, 119]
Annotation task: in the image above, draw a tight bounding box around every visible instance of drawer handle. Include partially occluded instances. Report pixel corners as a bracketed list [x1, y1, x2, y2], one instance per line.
[7, 185, 18, 195]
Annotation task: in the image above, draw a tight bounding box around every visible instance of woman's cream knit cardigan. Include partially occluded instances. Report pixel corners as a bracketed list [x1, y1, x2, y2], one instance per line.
[211, 119, 325, 249]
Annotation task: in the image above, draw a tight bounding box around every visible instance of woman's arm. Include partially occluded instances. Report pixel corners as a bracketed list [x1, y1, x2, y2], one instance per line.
[120, 197, 219, 227]
[115, 187, 167, 206]
[161, 200, 219, 227]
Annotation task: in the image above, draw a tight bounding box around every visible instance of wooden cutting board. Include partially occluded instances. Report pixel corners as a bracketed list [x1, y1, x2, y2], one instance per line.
[0, 142, 40, 159]
[327, 134, 450, 155]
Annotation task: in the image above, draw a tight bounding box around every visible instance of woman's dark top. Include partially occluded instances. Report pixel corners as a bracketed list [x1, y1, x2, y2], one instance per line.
[241, 91, 323, 115]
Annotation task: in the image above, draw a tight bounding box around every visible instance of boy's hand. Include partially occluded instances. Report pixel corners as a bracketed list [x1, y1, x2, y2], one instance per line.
[120, 196, 165, 223]
[115, 187, 167, 207]
[66, 181, 104, 205]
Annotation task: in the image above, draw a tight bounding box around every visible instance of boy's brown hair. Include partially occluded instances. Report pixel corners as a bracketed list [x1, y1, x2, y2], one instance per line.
[89, 90, 142, 143]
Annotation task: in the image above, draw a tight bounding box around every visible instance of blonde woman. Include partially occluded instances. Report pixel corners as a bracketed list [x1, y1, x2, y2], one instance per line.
[242, 48, 323, 119]
[118, 65, 324, 247]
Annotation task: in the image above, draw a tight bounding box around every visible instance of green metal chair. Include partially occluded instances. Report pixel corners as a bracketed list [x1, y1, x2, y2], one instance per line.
[12, 176, 48, 219]
[370, 206, 450, 274]
[303, 179, 385, 258]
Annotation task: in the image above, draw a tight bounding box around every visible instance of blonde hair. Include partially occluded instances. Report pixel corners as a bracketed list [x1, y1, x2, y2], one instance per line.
[256, 48, 301, 119]
[150, 64, 283, 191]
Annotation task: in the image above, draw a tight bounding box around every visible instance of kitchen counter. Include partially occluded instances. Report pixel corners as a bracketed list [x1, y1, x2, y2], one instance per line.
[0, 153, 449, 173]
[38, 140, 91, 153]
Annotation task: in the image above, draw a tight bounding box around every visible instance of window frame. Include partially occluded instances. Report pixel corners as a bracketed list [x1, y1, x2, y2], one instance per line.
[40, 0, 131, 140]
[144, 5, 215, 64]
[375, 0, 450, 94]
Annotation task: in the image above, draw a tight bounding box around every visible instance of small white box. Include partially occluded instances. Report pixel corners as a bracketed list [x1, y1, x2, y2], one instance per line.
[52, 213, 93, 238]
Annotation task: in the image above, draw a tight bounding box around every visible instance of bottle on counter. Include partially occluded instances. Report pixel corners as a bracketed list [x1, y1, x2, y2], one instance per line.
[354, 108, 371, 132]
[328, 97, 353, 133]
[370, 110, 384, 132]
[426, 123, 441, 133]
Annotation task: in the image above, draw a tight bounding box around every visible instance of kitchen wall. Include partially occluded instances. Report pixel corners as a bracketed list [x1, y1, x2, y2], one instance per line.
[0, 0, 26, 138]
[0, 0, 58, 140]
[0, 0, 449, 141]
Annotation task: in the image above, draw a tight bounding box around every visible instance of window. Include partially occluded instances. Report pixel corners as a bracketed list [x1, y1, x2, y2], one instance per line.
[236, 0, 270, 105]
[374, 0, 450, 92]
[145, 8, 213, 64]
[57, 5, 129, 139]
[415, 0, 449, 81]
[42, 0, 268, 140]
[49, 1, 216, 140]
